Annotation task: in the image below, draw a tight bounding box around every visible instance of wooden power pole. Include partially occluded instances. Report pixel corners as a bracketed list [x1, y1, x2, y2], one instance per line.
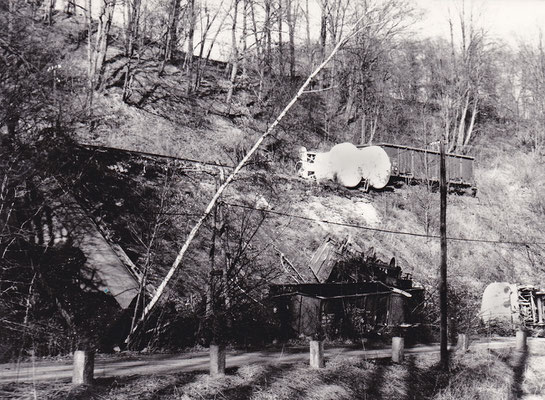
[439, 140, 449, 370]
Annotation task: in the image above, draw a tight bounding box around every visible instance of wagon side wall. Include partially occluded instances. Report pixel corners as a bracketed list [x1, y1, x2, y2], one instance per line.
[378, 144, 475, 187]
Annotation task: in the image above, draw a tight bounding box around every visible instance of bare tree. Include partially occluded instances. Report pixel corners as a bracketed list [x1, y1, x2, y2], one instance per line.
[123, 0, 142, 57]
[319, 0, 328, 62]
[93, 0, 116, 88]
[319, 0, 414, 142]
[195, 0, 232, 90]
[225, 0, 240, 108]
[277, 0, 284, 75]
[516, 34, 545, 152]
[127, 171, 174, 348]
[7, 0, 16, 42]
[85, 0, 116, 112]
[285, 0, 297, 79]
[193, 0, 229, 90]
[264, 0, 272, 71]
[160, 0, 184, 74]
[185, 0, 197, 88]
[442, 1, 487, 152]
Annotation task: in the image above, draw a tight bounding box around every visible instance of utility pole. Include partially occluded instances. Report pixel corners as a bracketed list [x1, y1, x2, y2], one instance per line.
[439, 140, 449, 370]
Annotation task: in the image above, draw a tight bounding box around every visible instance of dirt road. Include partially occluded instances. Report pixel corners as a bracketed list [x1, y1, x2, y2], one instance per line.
[1, 337, 541, 384]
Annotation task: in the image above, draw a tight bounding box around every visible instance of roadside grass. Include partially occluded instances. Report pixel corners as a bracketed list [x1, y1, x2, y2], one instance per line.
[2, 346, 545, 399]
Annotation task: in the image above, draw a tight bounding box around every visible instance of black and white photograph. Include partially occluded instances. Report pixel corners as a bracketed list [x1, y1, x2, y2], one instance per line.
[1, 0, 545, 398]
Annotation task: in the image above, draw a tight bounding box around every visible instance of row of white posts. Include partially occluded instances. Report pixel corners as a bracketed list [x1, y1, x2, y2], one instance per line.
[71, 331, 528, 384]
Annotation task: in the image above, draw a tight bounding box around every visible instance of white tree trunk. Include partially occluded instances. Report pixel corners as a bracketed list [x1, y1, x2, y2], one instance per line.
[125, 16, 371, 344]
[225, 0, 239, 107]
[464, 97, 478, 147]
[456, 90, 470, 150]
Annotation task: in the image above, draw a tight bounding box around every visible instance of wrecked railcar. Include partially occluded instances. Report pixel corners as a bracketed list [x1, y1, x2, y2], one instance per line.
[480, 282, 545, 328]
[373, 143, 476, 193]
[298, 142, 476, 194]
[270, 237, 424, 338]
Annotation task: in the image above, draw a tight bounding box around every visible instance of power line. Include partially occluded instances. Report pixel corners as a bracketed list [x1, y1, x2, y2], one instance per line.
[223, 202, 545, 246]
[48, 144, 545, 246]
[81, 144, 236, 170]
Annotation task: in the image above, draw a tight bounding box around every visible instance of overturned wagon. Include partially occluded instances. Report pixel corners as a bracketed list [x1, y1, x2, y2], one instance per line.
[298, 142, 476, 194]
[270, 237, 424, 339]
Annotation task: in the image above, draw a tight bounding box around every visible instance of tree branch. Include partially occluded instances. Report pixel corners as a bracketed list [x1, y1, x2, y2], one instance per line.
[125, 14, 373, 344]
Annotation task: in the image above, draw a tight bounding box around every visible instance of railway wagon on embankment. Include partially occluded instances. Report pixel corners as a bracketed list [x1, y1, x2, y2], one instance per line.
[359, 143, 476, 194]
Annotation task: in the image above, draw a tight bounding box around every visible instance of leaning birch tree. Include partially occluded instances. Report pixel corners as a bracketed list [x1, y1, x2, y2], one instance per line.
[125, 13, 375, 344]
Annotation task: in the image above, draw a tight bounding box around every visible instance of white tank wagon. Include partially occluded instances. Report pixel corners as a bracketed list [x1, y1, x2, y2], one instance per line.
[480, 282, 545, 328]
[298, 142, 392, 190]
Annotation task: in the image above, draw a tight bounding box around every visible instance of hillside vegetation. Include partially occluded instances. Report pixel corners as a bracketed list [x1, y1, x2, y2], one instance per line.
[1, 0, 545, 359]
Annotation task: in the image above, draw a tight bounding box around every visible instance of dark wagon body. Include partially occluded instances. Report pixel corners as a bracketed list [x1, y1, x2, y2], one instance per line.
[269, 237, 424, 339]
[358, 143, 476, 192]
[270, 282, 423, 338]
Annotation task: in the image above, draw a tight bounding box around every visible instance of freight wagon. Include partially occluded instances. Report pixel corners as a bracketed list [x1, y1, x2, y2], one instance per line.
[360, 143, 476, 194]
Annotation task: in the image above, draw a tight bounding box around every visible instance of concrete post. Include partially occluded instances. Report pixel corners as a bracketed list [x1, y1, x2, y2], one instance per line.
[72, 350, 94, 385]
[392, 337, 404, 363]
[516, 330, 527, 352]
[209, 344, 226, 376]
[457, 333, 470, 352]
[309, 340, 325, 368]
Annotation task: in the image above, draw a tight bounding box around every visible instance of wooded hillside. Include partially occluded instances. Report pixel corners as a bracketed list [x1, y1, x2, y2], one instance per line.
[1, 0, 545, 360]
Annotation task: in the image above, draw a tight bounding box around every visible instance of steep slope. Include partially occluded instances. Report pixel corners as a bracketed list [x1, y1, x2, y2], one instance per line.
[67, 38, 545, 338]
[4, 10, 545, 353]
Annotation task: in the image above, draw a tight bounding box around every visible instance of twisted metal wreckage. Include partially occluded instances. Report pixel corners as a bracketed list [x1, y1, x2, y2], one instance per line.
[270, 236, 425, 338]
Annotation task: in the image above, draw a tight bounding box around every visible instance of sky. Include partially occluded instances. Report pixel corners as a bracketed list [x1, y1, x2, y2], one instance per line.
[413, 0, 545, 46]
[59, 0, 545, 60]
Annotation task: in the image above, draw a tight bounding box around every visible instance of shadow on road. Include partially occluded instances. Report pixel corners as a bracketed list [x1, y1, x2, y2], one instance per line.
[489, 347, 529, 399]
[403, 354, 452, 400]
[404, 356, 418, 400]
[365, 359, 387, 398]
[66, 371, 199, 400]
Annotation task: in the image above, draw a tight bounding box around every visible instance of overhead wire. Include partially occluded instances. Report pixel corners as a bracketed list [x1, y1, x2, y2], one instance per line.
[222, 202, 545, 247]
[74, 144, 545, 247]
[81, 144, 236, 170]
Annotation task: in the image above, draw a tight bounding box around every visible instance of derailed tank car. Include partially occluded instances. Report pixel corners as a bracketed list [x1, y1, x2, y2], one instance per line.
[270, 237, 424, 339]
[480, 282, 545, 329]
[298, 142, 476, 194]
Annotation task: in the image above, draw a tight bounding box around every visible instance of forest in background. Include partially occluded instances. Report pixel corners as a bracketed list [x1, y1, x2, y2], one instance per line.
[1, 0, 545, 360]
